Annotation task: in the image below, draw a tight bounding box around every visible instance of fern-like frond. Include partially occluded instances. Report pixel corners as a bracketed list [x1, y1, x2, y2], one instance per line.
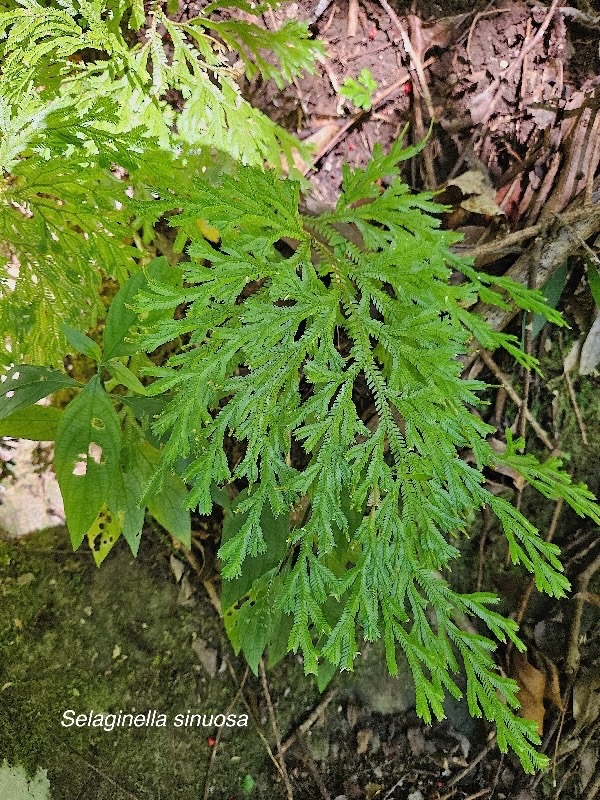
[135, 142, 600, 770]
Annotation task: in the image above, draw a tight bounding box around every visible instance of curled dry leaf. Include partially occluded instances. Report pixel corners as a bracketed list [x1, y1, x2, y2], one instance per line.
[487, 437, 526, 491]
[169, 554, 185, 583]
[447, 170, 505, 217]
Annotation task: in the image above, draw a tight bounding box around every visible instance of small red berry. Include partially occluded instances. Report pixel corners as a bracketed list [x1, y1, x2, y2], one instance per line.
[207, 736, 216, 746]
[403, 82, 412, 94]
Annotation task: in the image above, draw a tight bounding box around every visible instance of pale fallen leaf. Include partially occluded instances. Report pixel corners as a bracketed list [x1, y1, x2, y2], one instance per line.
[579, 747, 598, 792]
[580, 311, 600, 374]
[512, 651, 546, 734]
[170, 554, 185, 584]
[448, 170, 505, 217]
[563, 337, 583, 374]
[177, 573, 195, 607]
[192, 637, 218, 677]
[356, 728, 372, 755]
[281, 123, 341, 174]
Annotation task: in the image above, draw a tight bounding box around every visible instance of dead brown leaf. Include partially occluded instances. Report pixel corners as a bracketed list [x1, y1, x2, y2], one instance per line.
[538, 653, 563, 711]
[447, 170, 505, 218]
[512, 651, 546, 734]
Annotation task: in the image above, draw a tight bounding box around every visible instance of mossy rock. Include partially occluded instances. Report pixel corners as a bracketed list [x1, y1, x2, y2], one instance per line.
[0, 528, 317, 799]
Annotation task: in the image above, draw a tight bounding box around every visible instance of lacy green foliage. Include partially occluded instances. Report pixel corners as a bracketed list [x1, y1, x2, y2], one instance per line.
[0, 92, 140, 366]
[340, 68, 378, 111]
[0, 0, 320, 363]
[132, 140, 600, 771]
[0, 257, 192, 556]
[0, 0, 322, 163]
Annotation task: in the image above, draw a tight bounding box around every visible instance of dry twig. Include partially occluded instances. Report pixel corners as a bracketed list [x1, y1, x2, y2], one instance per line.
[347, 0, 359, 37]
[566, 550, 600, 674]
[378, 0, 435, 119]
[307, 59, 434, 173]
[281, 688, 337, 753]
[463, 205, 600, 370]
[442, 738, 497, 793]
[202, 668, 250, 800]
[563, 369, 588, 445]
[479, 350, 555, 451]
[260, 658, 294, 800]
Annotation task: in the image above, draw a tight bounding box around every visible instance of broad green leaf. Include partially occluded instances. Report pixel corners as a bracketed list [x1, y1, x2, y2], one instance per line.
[103, 271, 148, 361]
[61, 323, 102, 362]
[103, 257, 177, 360]
[220, 490, 289, 610]
[147, 474, 191, 548]
[0, 405, 63, 440]
[108, 468, 146, 557]
[107, 361, 148, 395]
[87, 506, 122, 567]
[120, 395, 172, 446]
[237, 593, 272, 676]
[0, 366, 78, 421]
[223, 605, 241, 655]
[135, 432, 191, 546]
[521, 263, 568, 343]
[317, 660, 337, 692]
[587, 258, 600, 309]
[55, 376, 121, 548]
[267, 609, 293, 668]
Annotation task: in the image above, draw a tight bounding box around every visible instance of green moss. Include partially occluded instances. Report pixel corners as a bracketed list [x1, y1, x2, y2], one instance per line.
[0, 529, 316, 800]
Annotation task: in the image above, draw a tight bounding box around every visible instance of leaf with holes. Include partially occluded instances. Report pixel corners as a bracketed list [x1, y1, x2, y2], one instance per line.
[87, 506, 122, 566]
[108, 467, 147, 557]
[55, 375, 121, 548]
[237, 591, 273, 676]
[0, 366, 79, 420]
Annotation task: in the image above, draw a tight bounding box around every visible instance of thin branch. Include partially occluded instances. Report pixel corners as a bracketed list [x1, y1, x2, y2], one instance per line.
[479, 350, 555, 451]
[260, 658, 294, 800]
